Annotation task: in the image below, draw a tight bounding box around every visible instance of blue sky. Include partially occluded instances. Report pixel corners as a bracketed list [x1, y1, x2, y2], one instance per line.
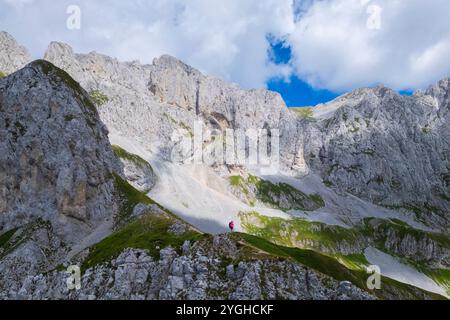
[1, 0, 450, 108]
[267, 40, 340, 107]
[268, 76, 340, 107]
[266, 41, 413, 106]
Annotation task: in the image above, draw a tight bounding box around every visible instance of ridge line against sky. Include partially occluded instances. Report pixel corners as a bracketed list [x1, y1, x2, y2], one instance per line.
[1, 0, 450, 106]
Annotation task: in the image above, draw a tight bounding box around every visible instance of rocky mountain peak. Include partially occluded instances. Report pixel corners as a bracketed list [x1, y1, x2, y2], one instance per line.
[44, 41, 76, 63]
[0, 59, 121, 242]
[0, 31, 32, 75]
[425, 78, 450, 108]
[152, 54, 200, 74]
[1, 31, 450, 300]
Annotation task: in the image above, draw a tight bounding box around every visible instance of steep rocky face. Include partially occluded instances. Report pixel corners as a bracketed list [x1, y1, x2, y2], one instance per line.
[0, 60, 121, 241]
[43, 43, 304, 174]
[0, 31, 32, 76]
[302, 86, 450, 229]
[0, 59, 125, 293]
[0, 235, 374, 300]
[1, 32, 449, 300]
[112, 145, 156, 193]
[5, 36, 448, 232]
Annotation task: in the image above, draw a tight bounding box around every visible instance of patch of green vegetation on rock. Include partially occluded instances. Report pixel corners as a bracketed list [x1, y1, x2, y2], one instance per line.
[0, 228, 17, 249]
[30, 60, 99, 130]
[240, 212, 450, 270]
[323, 180, 334, 187]
[0, 71, 7, 79]
[309, 193, 325, 207]
[421, 126, 431, 134]
[291, 107, 315, 120]
[427, 269, 450, 296]
[82, 213, 202, 271]
[64, 114, 76, 122]
[362, 149, 375, 156]
[229, 175, 242, 187]
[240, 211, 361, 252]
[89, 90, 109, 107]
[442, 171, 450, 185]
[112, 145, 153, 170]
[162, 112, 193, 137]
[235, 232, 444, 300]
[179, 121, 193, 137]
[335, 253, 370, 271]
[439, 194, 450, 203]
[83, 174, 202, 270]
[236, 232, 360, 281]
[230, 175, 325, 211]
[162, 112, 178, 124]
[113, 173, 156, 226]
[0, 219, 56, 259]
[384, 204, 422, 216]
[33, 60, 84, 98]
[384, 203, 448, 227]
[369, 248, 450, 298]
[362, 218, 450, 251]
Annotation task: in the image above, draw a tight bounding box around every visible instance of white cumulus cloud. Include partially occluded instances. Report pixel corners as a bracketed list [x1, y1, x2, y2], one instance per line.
[288, 0, 450, 91]
[0, 0, 295, 88]
[1, 0, 450, 92]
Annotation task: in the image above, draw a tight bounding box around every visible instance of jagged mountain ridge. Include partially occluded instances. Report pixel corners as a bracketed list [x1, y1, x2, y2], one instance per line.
[0, 31, 449, 299]
[0, 32, 30, 76]
[42, 41, 302, 175]
[39, 37, 450, 230]
[0, 60, 380, 300]
[303, 85, 450, 229]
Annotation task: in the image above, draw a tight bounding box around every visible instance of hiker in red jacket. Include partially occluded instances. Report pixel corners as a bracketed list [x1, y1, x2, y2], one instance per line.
[228, 221, 235, 232]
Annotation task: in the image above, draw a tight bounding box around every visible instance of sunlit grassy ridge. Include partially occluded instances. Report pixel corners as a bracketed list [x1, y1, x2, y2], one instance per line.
[112, 144, 154, 170]
[82, 213, 203, 271]
[79, 171, 447, 299]
[239, 211, 450, 298]
[234, 233, 444, 300]
[83, 174, 202, 270]
[241, 211, 450, 257]
[229, 175, 324, 211]
[240, 211, 362, 251]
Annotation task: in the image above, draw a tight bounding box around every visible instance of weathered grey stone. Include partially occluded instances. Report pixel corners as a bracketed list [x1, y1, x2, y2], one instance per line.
[0, 31, 31, 75]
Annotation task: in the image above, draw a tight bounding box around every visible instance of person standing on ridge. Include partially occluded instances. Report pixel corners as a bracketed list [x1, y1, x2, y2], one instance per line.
[228, 221, 235, 232]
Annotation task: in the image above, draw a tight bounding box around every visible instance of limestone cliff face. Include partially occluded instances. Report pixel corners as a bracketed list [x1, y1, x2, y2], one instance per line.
[0, 59, 125, 293]
[42, 40, 450, 229]
[302, 86, 450, 229]
[43, 43, 303, 174]
[1, 32, 449, 300]
[0, 32, 31, 76]
[43, 39, 450, 229]
[0, 60, 121, 241]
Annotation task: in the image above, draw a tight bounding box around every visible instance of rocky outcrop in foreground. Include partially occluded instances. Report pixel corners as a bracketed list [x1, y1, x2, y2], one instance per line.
[0, 31, 449, 300]
[1, 235, 374, 300]
[0, 58, 375, 300]
[0, 60, 122, 290]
